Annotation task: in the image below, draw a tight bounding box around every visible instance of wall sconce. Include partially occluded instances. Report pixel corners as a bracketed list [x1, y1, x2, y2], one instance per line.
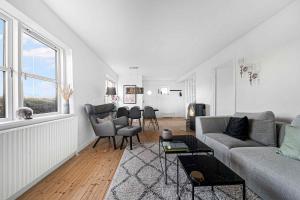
[248, 71, 259, 85]
[239, 58, 260, 86]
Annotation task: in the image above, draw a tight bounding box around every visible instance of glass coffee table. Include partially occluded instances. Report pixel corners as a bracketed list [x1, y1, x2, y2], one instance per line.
[159, 135, 213, 184]
[177, 155, 246, 200]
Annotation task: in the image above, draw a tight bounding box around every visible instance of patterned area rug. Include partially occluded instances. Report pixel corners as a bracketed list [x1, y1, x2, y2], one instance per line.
[105, 143, 261, 200]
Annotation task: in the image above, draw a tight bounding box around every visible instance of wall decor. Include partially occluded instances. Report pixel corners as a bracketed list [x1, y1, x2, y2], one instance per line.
[126, 86, 144, 94]
[123, 85, 136, 104]
[238, 58, 261, 85]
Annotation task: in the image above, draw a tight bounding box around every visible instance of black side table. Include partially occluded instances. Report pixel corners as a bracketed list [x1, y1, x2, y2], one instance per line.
[159, 135, 213, 184]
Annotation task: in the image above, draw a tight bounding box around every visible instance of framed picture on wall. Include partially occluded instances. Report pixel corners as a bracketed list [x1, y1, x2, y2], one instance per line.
[123, 85, 136, 104]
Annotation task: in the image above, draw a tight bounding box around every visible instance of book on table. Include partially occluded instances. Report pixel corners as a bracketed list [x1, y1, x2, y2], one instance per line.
[162, 141, 189, 152]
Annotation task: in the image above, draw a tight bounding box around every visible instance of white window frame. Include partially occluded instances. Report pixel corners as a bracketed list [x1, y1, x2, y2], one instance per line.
[0, 12, 13, 122]
[18, 25, 62, 117]
[0, 7, 71, 124]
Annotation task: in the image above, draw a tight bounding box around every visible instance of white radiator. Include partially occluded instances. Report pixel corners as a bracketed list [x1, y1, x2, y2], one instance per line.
[0, 116, 78, 200]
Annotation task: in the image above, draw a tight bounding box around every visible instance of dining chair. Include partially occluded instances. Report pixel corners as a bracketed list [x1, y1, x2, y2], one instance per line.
[116, 107, 129, 118]
[143, 106, 159, 131]
[129, 106, 142, 127]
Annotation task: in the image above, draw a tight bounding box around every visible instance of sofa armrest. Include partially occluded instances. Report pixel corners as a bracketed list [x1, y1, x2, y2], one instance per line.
[196, 116, 230, 138]
[113, 116, 129, 126]
[93, 121, 116, 137]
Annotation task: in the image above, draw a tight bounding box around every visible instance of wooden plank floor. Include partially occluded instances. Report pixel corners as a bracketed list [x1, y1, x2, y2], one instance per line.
[18, 117, 193, 200]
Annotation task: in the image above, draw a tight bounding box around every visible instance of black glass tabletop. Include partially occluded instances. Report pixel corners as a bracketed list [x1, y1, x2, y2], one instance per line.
[160, 135, 213, 154]
[178, 155, 244, 186]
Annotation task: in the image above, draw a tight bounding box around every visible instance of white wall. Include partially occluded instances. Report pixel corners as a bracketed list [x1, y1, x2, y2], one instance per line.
[118, 72, 143, 108]
[143, 80, 185, 118]
[6, 0, 118, 150]
[187, 1, 300, 122]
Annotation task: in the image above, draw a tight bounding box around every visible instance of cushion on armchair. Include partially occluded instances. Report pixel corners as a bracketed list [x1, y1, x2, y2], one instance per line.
[96, 115, 112, 123]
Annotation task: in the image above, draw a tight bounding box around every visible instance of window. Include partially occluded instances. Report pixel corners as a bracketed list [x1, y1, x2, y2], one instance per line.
[105, 79, 116, 103]
[0, 10, 68, 122]
[21, 31, 59, 114]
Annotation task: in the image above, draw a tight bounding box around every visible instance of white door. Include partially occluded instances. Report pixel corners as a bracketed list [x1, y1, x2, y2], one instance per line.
[215, 61, 236, 116]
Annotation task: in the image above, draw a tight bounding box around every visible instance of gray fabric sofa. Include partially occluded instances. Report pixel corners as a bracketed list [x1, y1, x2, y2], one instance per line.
[196, 112, 300, 200]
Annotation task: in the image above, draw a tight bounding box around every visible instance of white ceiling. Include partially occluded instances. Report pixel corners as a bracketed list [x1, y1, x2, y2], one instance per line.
[43, 0, 292, 80]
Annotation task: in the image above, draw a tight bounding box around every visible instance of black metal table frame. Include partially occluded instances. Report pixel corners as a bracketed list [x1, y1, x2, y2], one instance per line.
[158, 137, 214, 184]
[176, 156, 246, 200]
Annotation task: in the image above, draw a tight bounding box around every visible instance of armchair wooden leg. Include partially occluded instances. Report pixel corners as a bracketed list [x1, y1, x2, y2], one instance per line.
[112, 136, 117, 150]
[93, 137, 101, 148]
[142, 119, 145, 132]
[129, 136, 133, 150]
[151, 119, 156, 130]
[138, 119, 141, 127]
[155, 118, 159, 130]
[136, 134, 141, 143]
[130, 119, 133, 126]
[120, 137, 125, 150]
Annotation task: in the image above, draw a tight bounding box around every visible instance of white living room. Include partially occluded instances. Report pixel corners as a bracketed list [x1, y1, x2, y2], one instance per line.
[0, 0, 300, 200]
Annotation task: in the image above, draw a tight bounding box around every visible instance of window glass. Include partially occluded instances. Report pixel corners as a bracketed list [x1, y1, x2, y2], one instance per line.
[23, 77, 57, 114]
[21, 31, 58, 114]
[22, 33, 56, 79]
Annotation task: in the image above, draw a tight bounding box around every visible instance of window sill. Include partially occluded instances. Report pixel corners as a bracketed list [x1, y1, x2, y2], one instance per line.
[0, 114, 76, 132]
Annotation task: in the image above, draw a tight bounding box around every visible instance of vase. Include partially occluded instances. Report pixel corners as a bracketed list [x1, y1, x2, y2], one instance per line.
[161, 129, 173, 140]
[63, 100, 70, 114]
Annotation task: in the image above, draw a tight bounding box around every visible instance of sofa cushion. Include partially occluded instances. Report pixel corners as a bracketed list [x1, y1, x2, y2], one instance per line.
[206, 133, 263, 148]
[248, 119, 276, 146]
[233, 111, 276, 146]
[276, 115, 300, 147]
[291, 115, 300, 127]
[230, 147, 300, 200]
[233, 111, 275, 120]
[224, 117, 249, 140]
[276, 122, 287, 147]
[278, 125, 300, 161]
[202, 133, 263, 166]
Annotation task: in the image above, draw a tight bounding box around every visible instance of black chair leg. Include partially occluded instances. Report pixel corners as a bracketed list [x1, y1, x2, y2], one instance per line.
[120, 137, 125, 150]
[130, 119, 133, 126]
[93, 137, 101, 148]
[136, 134, 141, 143]
[129, 136, 133, 150]
[138, 118, 141, 127]
[112, 136, 117, 150]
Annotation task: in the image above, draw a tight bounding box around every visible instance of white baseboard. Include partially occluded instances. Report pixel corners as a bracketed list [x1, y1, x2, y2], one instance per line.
[77, 135, 95, 153]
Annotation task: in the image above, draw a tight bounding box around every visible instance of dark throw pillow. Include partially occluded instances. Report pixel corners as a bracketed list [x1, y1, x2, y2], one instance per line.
[224, 117, 249, 140]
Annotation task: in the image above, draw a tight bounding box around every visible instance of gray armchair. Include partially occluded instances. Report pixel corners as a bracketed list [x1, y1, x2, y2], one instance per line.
[84, 104, 128, 149]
